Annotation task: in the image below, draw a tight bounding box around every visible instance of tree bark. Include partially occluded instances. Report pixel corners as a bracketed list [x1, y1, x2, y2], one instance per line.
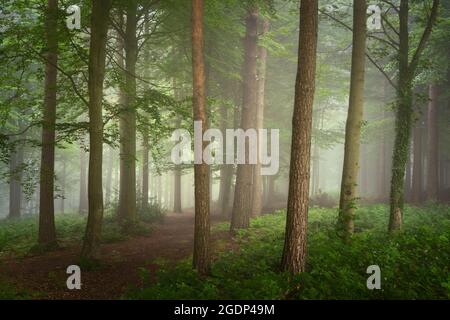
[118, 1, 138, 227]
[231, 6, 258, 231]
[38, 0, 58, 248]
[281, 0, 318, 274]
[191, 0, 210, 275]
[81, 0, 112, 259]
[338, 0, 367, 239]
[251, 17, 269, 218]
[389, 0, 439, 232]
[426, 84, 439, 201]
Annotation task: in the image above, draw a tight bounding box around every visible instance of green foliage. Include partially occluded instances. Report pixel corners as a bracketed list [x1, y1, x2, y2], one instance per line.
[0, 280, 32, 300]
[0, 204, 164, 257]
[128, 205, 450, 300]
[137, 197, 167, 223]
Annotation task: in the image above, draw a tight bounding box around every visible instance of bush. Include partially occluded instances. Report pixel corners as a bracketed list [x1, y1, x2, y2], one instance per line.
[128, 204, 450, 300]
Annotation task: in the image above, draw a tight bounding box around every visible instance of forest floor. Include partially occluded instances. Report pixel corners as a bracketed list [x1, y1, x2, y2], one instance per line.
[0, 210, 232, 299]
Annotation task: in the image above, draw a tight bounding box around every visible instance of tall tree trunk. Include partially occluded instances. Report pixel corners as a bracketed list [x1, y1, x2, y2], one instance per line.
[389, 0, 439, 232]
[38, 0, 58, 248]
[79, 147, 88, 214]
[338, 0, 367, 239]
[281, 0, 318, 274]
[118, 1, 138, 227]
[81, 0, 112, 259]
[191, 0, 210, 275]
[389, 0, 412, 232]
[426, 84, 439, 201]
[251, 17, 269, 218]
[9, 136, 23, 219]
[230, 6, 258, 231]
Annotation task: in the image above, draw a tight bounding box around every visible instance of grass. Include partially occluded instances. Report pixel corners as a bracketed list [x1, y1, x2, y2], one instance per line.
[128, 204, 450, 300]
[0, 200, 166, 258]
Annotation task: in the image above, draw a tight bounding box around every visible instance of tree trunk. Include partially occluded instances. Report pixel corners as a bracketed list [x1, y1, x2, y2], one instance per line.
[281, 0, 318, 274]
[81, 0, 112, 259]
[9, 136, 23, 219]
[338, 0, 367, 239]
[105, 145, 114, 205]
[38, 0, 58, 248]
[389, 0, 412, 232]
[389, 0, 439, 232]
[426, 84, 439, 201]
[411, 119, 423, 203]
[251, 17, 269, 218]
[231, 6, 258, 231]
[173, 115, 182, 213]
[60, 159, 66, 214]
[191, 0, 210, 275]
[118, 1, 138, 227]
[142, 130, 150, 208]
[79, 147, 88, 214]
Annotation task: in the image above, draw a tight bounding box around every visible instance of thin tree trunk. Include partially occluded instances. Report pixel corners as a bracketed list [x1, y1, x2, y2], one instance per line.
[251, 17, 269, 218]
[411, 119, 423, 204]
[389, 0, 439, 232]
[191, 0, 210, 275]
[61, 159, 66, 214]
[105, 146, 114, 205]
[79, 147, 88, 214]
[142, 130, 150, 208]
[389, 0, 413, 232]
[338, 0, 367, 239]
[9, 136, 23, 219]
[231, 6, 259, 231]
[81, 0, 112, 259]
[118, 1, 138, 227]
[173, 115, 182, 213]
[281, 0, 318, 274]
[426, 84, 439, 201]
[38, 0, 58, 248]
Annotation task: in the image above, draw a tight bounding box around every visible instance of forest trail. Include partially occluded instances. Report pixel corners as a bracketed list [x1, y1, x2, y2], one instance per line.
[0, 211, 231, 299]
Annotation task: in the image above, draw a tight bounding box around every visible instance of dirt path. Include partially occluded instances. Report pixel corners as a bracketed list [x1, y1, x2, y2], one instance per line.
[0, 210, 231, 299]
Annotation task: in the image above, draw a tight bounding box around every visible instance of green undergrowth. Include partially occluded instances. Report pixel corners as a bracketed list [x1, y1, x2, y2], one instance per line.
[128, 204, 450, 300]
[0, 200, 166, 258]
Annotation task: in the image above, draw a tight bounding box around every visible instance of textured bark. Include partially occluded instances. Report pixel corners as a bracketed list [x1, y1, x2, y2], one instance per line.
[38, 0, 58, 247]
[338, 0, 367, 239]
[251, 18, 269, 218]
[79, 147, 88, 214]
[426, 85, 439, 201]
[231, 6, 258, 231]
[191, 0, 210, 275]
[81, 0, 112, 259]
[281, 0, 318, 274]
[389, 0, 439, 232]
[118, 1, 138, 227]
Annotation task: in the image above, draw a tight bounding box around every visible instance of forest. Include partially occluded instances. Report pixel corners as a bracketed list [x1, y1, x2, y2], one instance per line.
[0, 0, 449, 302]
